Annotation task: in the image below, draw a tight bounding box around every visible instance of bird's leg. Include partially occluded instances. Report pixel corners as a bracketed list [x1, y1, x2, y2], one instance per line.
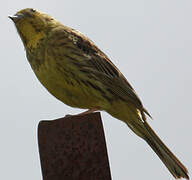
[77, 108, 100, 116]
[65, 107, 100, 118]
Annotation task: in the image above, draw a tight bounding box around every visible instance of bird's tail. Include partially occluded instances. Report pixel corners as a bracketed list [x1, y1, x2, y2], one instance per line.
[143, 121, 189, 179]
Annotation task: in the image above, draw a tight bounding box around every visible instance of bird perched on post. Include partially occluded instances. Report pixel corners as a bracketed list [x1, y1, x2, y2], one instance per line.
[9, 8, 189, 179]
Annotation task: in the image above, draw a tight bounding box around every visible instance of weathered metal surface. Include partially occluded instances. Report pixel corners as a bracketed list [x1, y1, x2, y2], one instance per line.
[38, 112, 112, 180]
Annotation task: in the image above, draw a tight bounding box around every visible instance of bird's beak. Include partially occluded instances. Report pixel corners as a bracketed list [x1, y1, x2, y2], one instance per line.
[8, 13, 24, 23]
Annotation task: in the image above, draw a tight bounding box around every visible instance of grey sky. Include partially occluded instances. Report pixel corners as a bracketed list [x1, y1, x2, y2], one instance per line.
[1, 0, 191, 179]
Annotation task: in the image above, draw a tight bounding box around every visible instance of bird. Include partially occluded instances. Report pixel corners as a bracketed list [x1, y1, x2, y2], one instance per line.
[9, 8, 189, 179]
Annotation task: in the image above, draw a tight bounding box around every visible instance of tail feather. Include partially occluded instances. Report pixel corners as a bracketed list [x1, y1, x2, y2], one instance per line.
[143, 121, 189, 179]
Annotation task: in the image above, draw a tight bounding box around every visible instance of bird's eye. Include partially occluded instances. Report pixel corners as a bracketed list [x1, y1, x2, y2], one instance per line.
[30, 8, 36, 13]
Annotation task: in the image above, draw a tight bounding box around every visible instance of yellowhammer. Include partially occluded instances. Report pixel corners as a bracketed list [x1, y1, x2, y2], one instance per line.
[9, 8, 189, 179]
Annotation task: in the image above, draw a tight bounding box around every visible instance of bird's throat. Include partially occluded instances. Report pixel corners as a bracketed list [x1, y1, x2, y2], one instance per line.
[16, 21, 46, 49]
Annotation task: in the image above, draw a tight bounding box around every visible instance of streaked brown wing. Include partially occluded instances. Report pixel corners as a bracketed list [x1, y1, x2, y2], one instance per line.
[70, 29, 151, 115]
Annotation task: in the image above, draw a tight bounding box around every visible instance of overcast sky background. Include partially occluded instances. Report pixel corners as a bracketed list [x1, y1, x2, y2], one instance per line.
[0, 0, 192, 179]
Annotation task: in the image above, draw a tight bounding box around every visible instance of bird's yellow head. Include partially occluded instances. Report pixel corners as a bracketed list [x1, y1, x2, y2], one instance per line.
[9, 8, 58, 48]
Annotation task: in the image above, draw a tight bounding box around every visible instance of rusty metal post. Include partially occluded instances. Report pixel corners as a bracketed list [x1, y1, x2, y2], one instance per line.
[38, 112, 112, 180]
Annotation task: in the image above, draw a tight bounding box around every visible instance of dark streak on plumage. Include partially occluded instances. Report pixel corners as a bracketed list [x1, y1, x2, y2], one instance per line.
[63, 54, 78, 62]
[80, 80, 112, 102]
[71, 51, 85, 58]
[57, 42, 68, 46]
[106, 88, 126, 102]
[76, 36, 97, 55]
